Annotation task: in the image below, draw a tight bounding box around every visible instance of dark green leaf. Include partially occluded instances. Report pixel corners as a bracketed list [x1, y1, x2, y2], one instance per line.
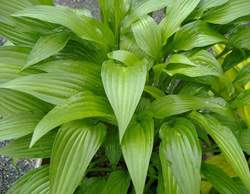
[160, 118, 201, 194]
[30, 91, 114, 146]
[121, 112, 154, 194]
[75, 177, 106, 194]
[50, 119, 107, 194]
[233, 63, 250, 86]
[231, 90, 250, 109]
[101, 60, 147, 142]
[102, 170, 131, 194]
[0, 130, 57, 158]
[230, 28, 250, 50]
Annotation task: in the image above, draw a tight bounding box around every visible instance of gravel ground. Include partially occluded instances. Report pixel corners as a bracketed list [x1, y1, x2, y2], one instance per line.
[0, 1, 164, 193]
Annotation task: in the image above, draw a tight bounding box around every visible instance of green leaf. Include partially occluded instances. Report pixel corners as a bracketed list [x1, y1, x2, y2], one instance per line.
[230, 28, 250, 50]
[101, 60, 147, 142]
[233, 63, 250, 86]
[30, 91, 114, 146]
[0, 110, 44, 141]
[108, 50, 141, 66]
[121, 0, 173, 34]
[222, 49, 250, 72]
[0, 130, 56, 158]
[23, 28, 70, 69]
[160, 118, 201, 194]
[33, 60, 101, 79]
[231, 90, 250, 108]
[144, 86, 166, 99]
[132, 15, 162, 60]
[159, 145, 182, 194]
[173, 21, 228, 51]
[1, 72, 104, 105]
[50, 119, 107, 194]
[104, 128, 122, 168]
[0, 89, 51, 118]
[102, 170, 131, 194]
[189, 111, 250, 191]
[121, 112, 154, 194]
[201, 162, 242, 194]
[6, 165, 50, 194]
[135, 97, 151, 114]
[13, 5, 114, 48]
[238, 129, 250, 155]
[149, 95, 235, 119]
[197, 0, 229, 13]
[160, 0, 200, 44]
[75, 177, 106, 194]
[202, 0, 250, 24]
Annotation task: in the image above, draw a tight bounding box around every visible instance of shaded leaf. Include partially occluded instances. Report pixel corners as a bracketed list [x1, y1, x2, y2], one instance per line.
[1, 72, 104, 105]
[230, 28, 250, 50]
[0, 130, 57, 158]
[149, 95, 235, 119]
[202, 0, 250, 24]
[231, 90, 250, 108]
[6, 165, 50, 194]
[101, 60, 147, 142]
[173, 21, 228, 51]
[75, 177, 106, 194]
[23, 28, 70, 69]
[160, 0, 200, 44]
[0, 110, 44, 141]
[50, 119, 107, 194]
[233, 62, 250, 86]
[189, 111, 250, 191]
[121, 112, 154, 194]
[160, 118, 201, 194]
[238, 129, 250, 155]
[30, 91, 114, 146]
[102, 170, 131, 194]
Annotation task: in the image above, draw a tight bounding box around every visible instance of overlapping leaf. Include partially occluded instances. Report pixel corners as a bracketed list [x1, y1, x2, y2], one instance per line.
[102, 170, 131, 194]
[238, 129, 250, 155]
[50, 119, 107, 194]
[75, 177, 106, 194]
[1, 72, 105, 105]
[149, 95, 235, 119]
[189, 111, 250, 191]
[160, 0, 200, 44]
[13, 5, 114, 48]
[0, 130, 57, 158]
[30, 91, 114, 146]
[6, 165, 50, 194]
[101, 59, 147, 142]
[173, 21, 228, 51]
[231, 90, 250, 108]
[108, 50, 141, 66]
[160, 118, 201, 194]
[0, 110, 44, 141]
[233, 63, 250, 86]
[121, 112, 154, 194]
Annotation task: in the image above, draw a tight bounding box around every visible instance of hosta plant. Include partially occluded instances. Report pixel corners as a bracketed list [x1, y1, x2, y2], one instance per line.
[1, 0, 250, 193]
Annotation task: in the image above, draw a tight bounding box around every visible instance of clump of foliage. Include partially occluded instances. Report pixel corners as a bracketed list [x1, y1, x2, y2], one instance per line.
[1, 0, 250, 193]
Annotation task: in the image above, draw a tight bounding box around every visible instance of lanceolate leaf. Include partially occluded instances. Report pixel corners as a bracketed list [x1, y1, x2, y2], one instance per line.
[202, 0, 250, 24]
[0, 130, 57, 158]
[238, 129, 250, 155]
[0, 89, 51, 118]
[101, 60, 147, 142]
[30, 91, 114, 146]
[121, 112, 154, 194]
[160, 0, 200, 44]
[0, 110, 44, 141]
[6, 165, 50, 194]
[1, 72, 105, 105]
[104, 128, 122, 168]
[159, 145, 181, 194]
[23, 28, 70, 69]
[173, 21, 228, 51]
[75, 177, 106, 194]
[233, 62, 250, 86]
[102, 170, 131, 194]
[230, 28, 250, 50]
[160, 118, 202, 194]
[50, 119, 107, 194]
[144, 86, 166, 99]
[201, 163, 242, 194]
[231, 90, 250, 109]
[121, 0, 174, 34]
[132, 15, 162, 60]
[189, 111, 250, 191]
[13, 5, 114, 48]
[108, 50, 141, 66]
[149, 95, 235, 119]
